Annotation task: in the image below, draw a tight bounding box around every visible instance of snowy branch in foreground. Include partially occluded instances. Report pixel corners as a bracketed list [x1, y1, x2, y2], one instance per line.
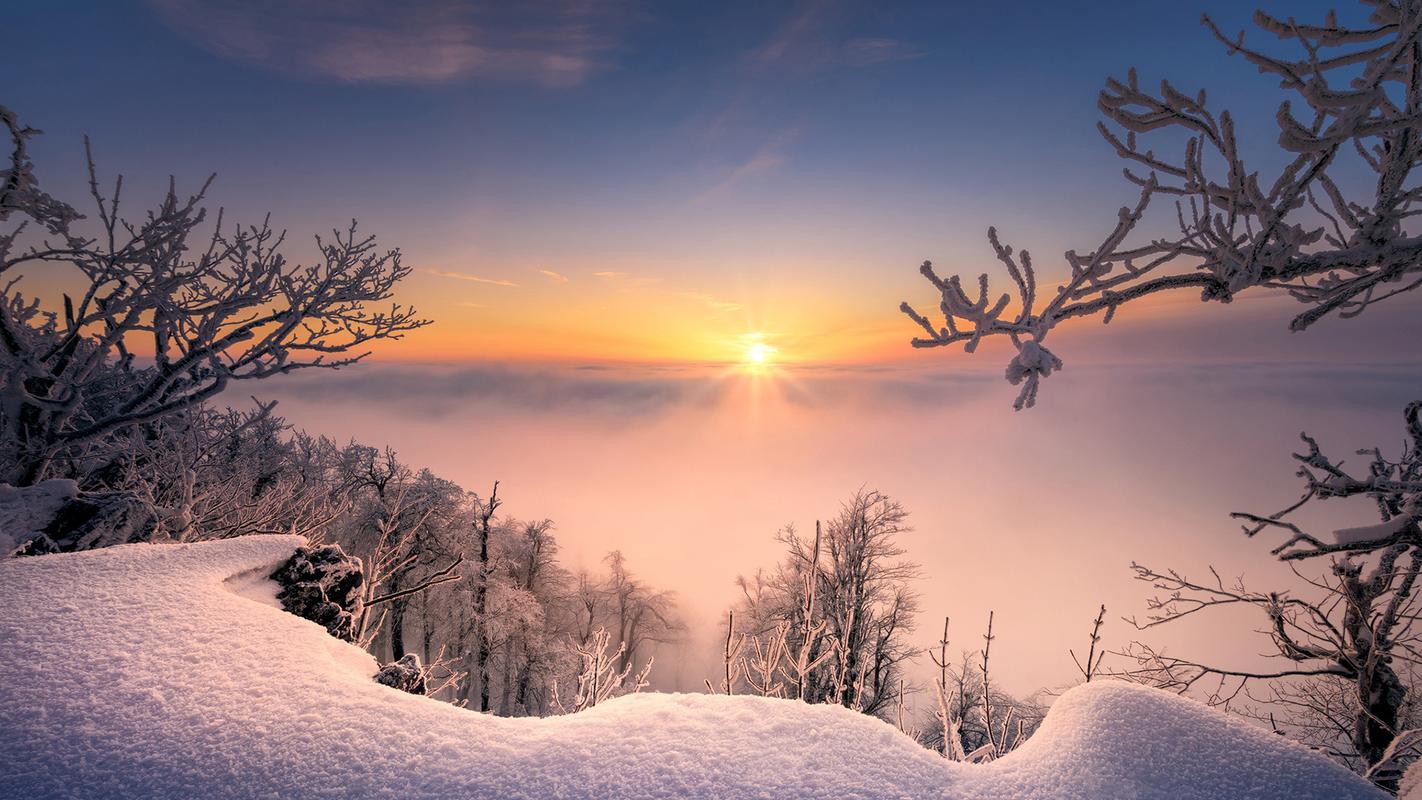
[902, 3, 1422, 408]
[0, 106, 430, 484]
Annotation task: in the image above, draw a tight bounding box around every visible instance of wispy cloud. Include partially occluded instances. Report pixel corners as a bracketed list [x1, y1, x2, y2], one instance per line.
[590, 270, 737, 311]
[421, 268, 518, 287]
[696, 128, 799, 201]
[676, 291, 742, 313]
[146, 0, 631, 87]
[539, 269, 570, 284]
[747, 2, 923, 73]
[840, 37, 924, 67]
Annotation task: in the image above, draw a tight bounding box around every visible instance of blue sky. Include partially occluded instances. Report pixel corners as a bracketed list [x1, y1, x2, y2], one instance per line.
[6, 0, 1409, 367]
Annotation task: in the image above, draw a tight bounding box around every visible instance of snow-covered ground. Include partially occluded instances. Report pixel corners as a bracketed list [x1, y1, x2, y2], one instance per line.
[0, 536, 1384, 799]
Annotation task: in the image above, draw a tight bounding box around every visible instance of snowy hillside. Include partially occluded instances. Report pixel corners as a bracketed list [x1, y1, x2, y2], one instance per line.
[0, 537, 1384, 799]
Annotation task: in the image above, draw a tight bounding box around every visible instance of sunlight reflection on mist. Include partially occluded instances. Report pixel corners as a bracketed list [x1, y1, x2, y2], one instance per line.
[263, 360, 1421, 694]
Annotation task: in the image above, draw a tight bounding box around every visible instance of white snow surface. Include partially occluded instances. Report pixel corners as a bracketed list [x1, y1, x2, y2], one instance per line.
[1334, 514, 1416, 547]
[0, 535, 1385, 799]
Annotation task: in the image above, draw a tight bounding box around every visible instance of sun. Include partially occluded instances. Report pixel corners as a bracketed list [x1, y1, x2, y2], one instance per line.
[745, 341, 776, 365]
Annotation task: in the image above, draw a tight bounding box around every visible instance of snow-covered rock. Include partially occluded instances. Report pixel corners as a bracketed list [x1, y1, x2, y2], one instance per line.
[374, 652, 428, 695]
[0, 536, 1385, 799]
[1, 480, 162, 556]
[268, 543, 364, 641]
[0, 479, 79, 554]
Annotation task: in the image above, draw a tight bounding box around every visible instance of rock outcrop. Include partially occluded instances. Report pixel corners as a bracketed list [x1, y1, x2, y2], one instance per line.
[268, 544, 365, 641]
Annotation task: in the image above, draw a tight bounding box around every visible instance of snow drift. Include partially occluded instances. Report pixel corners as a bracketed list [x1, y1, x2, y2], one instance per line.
[0, 536, 1384, 799]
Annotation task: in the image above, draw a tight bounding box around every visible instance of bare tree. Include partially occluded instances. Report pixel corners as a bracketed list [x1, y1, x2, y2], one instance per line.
[553, 627, 654, 714]
[917, 644, 1043, 761]
[734, 489, 920, 718]
[706, 609, 747, 695]
[470, 482, 501, 712]
[603, 550, 684, 677]
[902, 3, 1422, 408]
[1118, 401, 1422, 790]
[496, 519, 571, 716]
[346, 458, 465, 649]
[0, 106, 428, 484]
[101, 403, 351, 542]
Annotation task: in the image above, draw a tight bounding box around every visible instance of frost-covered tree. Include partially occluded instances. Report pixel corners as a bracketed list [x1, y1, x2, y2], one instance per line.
[323, 449, 467, 651]
[917, 645, 1045, 762]
[902, 3, 1422, 408]
[1120, 401, 1422, 790]
[0, 106, 428, 484]
[554, 627, 654, 714]
[734, 489, 921, 718]
[490, 519, 573, 716]
[102, 404, 351, 542]
[602, 550, 684, 676]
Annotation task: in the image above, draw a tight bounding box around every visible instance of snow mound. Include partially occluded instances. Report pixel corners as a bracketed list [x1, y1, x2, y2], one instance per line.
[0, 536, 1384, 799]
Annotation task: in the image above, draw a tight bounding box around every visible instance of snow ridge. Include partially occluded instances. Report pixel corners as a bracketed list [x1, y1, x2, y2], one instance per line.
[0, 536, 1384, 799]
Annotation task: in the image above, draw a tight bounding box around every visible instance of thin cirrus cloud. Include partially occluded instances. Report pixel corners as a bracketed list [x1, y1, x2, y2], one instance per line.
[145, 0, 630, 87]
[696, 127, 800, 201]
[590, 271, 739, 312]
[839, 37, 924, 67]
[538, 269, 570, 284]
[747, 2, 923, 73]
[421, 267, 518, 287]
[676, 291, 742, 313]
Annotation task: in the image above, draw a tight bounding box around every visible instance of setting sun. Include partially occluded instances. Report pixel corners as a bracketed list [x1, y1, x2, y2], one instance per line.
[745, 341, 776, 365]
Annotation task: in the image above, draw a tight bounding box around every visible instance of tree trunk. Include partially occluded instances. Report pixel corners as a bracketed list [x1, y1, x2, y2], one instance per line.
[515, 646, 532, 715]
[388, 574, 406, 660]
[475, 523, 491, 712]
[1357, 662, 1405, 791]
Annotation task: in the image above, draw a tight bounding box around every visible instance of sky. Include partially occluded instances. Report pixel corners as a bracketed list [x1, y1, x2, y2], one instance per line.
[10, 0, 1382, 365]
[8, 0, 1422, 694]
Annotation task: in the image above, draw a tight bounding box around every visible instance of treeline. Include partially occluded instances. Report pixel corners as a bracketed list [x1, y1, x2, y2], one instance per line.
[4, 389, 685, 714]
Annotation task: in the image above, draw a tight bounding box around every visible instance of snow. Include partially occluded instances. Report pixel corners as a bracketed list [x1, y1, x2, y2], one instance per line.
[1334, 514, 1415, 547]
[0, 536, 1385, 799]
[0, 478, 77, 554]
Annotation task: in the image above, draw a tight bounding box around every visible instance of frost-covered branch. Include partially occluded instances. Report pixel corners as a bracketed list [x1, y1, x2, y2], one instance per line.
[1116, 401, 1422, 787]
[1237, 401, 1422, 561]
[1070, 604, 1108, 683]
[555, 627, 653, 714]
[1121, 545, 1422, 784]
[903, 4, 1422, 408]
[0, 106, 429, 483]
